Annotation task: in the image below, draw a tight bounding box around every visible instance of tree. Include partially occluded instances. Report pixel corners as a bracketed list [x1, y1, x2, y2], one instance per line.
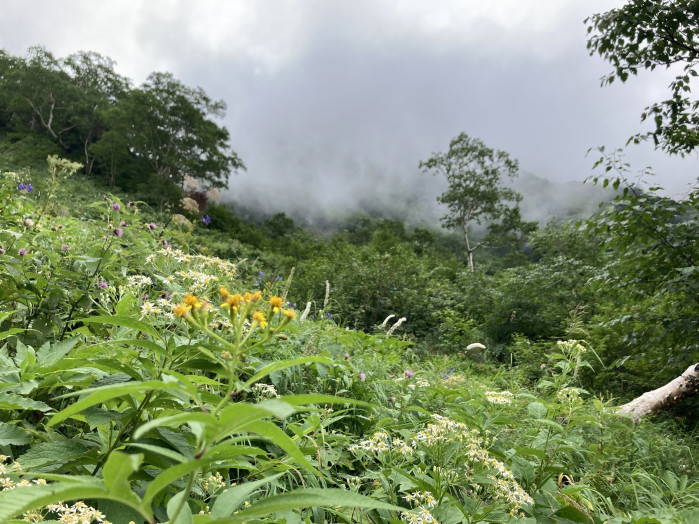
[419, 133, 526, 272]
[586, 0, 699, 155]
[62, 51, 130, 174]
[122, 72, 245, 190]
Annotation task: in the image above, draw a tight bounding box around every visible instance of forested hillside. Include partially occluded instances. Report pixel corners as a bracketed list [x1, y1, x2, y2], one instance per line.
[0, 1, 697, 522]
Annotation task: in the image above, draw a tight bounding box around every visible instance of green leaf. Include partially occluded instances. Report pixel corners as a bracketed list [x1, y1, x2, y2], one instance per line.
[279, 393, 372, 408]
[47, 380, 189, 428]
[243, 420, 320, 478]
[18, 441, 89, 470]
[0, 392, 50, 412]
[0, 421, 32, 446]
[208, 488, 404, 523]
[102, 451, 143, 503]
[80, 315, 162, 341]
[210, 473, 284, 518]
[133, 411, 215, 440]
[143, 461, 202, 506]
[0, 482, 153, 522]
[527, 401, 547, 419]
[167, 489, 194, 524]
[240, 356, 335, 391]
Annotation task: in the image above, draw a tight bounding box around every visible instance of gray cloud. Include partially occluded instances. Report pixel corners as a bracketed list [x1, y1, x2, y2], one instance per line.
[1, 0, 695, 228]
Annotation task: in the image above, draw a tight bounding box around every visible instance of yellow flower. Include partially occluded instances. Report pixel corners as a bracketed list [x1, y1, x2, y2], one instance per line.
[219, 286, 230, 300]
[269, 296, 283, 308]
[183, 293, 201, 308]
[281, 308, 296, 320]
[252, 311, 268, 329]
[225, 293, 242, 309]
[174, 303, 191, 317]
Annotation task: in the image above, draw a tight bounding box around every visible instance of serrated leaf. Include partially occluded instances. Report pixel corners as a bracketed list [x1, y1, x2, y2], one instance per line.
[0, 392, 51, 412]
[0, 421, 32, 445]
[18, 441, 89, 469]
[527, 401, 547, 419]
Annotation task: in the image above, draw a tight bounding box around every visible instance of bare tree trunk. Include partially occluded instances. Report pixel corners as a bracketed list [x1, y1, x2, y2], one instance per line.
[618, 363, 699, 422]
[463, 223, 474, 273]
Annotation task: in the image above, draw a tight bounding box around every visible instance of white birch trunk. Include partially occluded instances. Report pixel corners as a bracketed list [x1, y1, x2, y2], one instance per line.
[618, 363, 699, 422]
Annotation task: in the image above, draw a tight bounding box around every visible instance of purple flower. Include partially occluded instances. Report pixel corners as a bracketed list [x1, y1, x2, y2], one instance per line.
[149, 222, 157, 230]
[114, 228, 123, 238]
[51, 226, 57, 232]
[358, 373, 366, 381]
[327, 312, 333, 319]
[344, 353, 350, 360]
[275, 276, 283, 282]
[111, 203, 121, 211]
[0, 248, 5, 255]
[404, 370, 413, 379]
[201, 215, 211, 226]
[258, 271, 264, 277]
[98, 281, 108, 289]
[27, 183, 33, 192]
[18, 183, 26, 191]
[19, 248, 27, 256]
[119, 220, 127, 227]
[163, 239, 172, 249]
[61, 244, 70, 251]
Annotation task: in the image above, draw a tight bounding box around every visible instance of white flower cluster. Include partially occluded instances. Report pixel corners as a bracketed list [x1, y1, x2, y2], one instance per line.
[557, 386, 582, 404]
[485, 390, 514, 405]
[252, 383, 280, 399]
[348, 431, 414, 456]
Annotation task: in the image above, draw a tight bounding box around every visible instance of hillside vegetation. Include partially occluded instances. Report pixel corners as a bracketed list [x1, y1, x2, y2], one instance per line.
[1, 0, 699, 521]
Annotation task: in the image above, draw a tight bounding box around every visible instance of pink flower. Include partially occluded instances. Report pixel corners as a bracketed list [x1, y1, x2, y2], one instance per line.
[119, 220, 126, 227]
[404, 370, 413, 379]
[113, 228, 123, 238]
[19, 248, 27, 256]
[149, 222, 157, 230]
[98, 281, 108, 289]
[111, 203, 121, 211]
[358, 373, 366, 381]
[344, 353, 350, 360]
[61, 244, 70, 251]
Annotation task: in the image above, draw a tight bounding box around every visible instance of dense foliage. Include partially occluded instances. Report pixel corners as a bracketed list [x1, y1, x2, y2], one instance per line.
[0, 158, 697, 524]
[0, 0, 698, 520]
[0, 46, 244, 208]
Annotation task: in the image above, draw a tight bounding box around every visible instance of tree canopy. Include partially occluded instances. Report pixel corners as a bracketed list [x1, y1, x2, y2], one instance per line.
[0, 46, 244, 203]
[586, 0, 699, 155]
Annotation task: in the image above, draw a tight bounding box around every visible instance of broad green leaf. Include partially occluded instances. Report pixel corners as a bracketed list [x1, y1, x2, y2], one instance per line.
[0, 482, 153, 522]
[18, 441, 89, 470]
[0, 421, 31, 445]
[133, 412, 215, 440]
[210, 473, 284, 518]
[279, 393, 372, 408]
[80, 315, 162, 341]
[102, 451, 143, 503]
[533, 418, 565, 432]
[167, 489, 194, 524]
[527, 401, 547, 419]
[35, 337, 80, 369]
[47, 381, 189, 427]
[243, 420, 319, 478]
[240, 356, 335, 391]
[208, 488, 404, 523]
[143, 461, 202, 505]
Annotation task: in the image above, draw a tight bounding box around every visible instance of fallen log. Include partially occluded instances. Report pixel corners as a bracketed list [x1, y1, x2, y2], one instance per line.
[618, 363, 699, 422]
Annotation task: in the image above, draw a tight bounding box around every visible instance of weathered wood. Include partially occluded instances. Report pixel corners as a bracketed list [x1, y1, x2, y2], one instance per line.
[618, 363, 699, 422]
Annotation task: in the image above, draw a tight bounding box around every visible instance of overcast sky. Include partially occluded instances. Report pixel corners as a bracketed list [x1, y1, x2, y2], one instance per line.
[1, 1, 696, 223]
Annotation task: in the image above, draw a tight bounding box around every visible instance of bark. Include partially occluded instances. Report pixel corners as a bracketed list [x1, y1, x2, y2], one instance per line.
[618, 363, 699, 422]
